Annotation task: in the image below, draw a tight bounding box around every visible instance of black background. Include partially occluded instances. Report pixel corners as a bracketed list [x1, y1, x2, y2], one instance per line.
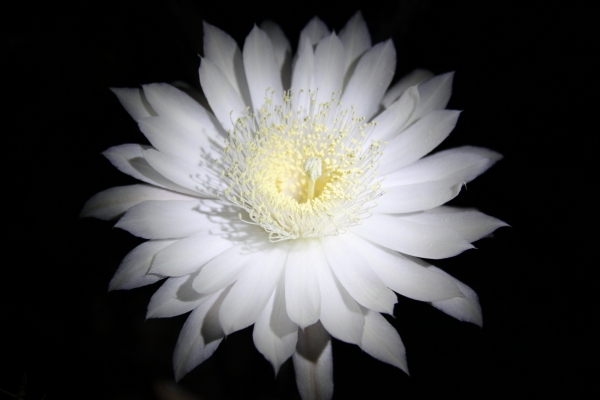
[2, 0, 593, 399]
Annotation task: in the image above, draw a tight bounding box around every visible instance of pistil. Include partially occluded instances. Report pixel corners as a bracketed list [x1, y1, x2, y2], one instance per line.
[303, 157, 322, 201]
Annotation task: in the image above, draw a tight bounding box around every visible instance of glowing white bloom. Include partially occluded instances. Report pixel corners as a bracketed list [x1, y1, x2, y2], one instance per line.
[83, 12, 506, 399]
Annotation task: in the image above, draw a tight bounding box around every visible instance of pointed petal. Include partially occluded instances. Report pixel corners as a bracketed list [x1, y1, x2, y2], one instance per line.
[142, 83, 225, 143]
[142, 148, 223, 196]
[379, 110, 461, 175]
[199, 57, 247, 133]
[313, 33, 345, 106]
[102, 144, 199, 196]
[370, 86, 419, 142]
[339, 11, 372, 75]
[81, 184, 194, 220]
[109, 240, 175, 291]
[410, 72, 455, 122]
[343, 233, 463, 302]
[260, 20, 292, 89]
[291, 39, 314, 91]
[298, 17, 330, 47]
[147, 274, 205, 319]
[384, 146, 503, 186]
[115, 200, 212, 239]
[173, 288, 228, 381]
[360, 308, 408, 374]
[315, 240, 364, 344]
[243, 25, 283, 113]
[352, 213, 474, 259]
[192, 227, 267, 294]
[137, 117, 215, 166]
[290, 40, 315, 116]
[149, 231, 236, 277]
[340, 40, 396, 120]
[292, 321, 333, 400]
[320, 236, 396, 315]
[285, 239, 322, 328]
[253, 274, 298, 375]
[428, 266, 483, 327]
[203, 22, 251, 106]
[401, 207, 508, 243]
[377, 146, 503, 213]
[376, 178, 462, 214]
[110, 87, 156, 120]
[381, 69, 433, 108]
[218, 241, 289, 335]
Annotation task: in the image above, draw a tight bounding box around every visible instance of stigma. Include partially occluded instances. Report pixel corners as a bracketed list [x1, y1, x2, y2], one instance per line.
[304, 157, 322, 201]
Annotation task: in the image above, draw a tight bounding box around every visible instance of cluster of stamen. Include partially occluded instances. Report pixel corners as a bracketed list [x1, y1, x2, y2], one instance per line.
[221, 91, 385, 241]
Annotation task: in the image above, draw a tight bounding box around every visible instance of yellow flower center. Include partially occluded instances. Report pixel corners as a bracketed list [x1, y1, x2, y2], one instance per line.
[222, 91, 385, 241]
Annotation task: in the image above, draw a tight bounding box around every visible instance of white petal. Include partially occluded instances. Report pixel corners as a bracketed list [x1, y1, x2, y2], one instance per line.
[102, 144, 199, 196]
[202, 22, 251, 106]
[315, 241, 364, 344]
[353, 213, 474, 259]
[378, 145, 503, 213]
[379, 110, 461, 175]
[291, 39, 314, 90]
[428, 266, 483, 327]
[253, 274, 298, 375]
[292, 321, 333, 400]
[339, 12, 372, 77]
[298, 17, 330, 47]
[313, 33, 345, 106]
[218, 241, 289, 335]
[142, 148, 223, 196]
[340, 40, 396, 120]
[410, 72, 454, 122]
[402, 207, 508, 243]
[173, 288, 228, 381]
[290, 40, 315, 116]
[192, 229, 266, 294]
[381, 69, 433, 109]
[320, 236, 396, 315]
[109, 240, 175, 291]
[115, 200, 210, 239]
[343, 233, 463, 302]
[137, 117, 219, 165]
[384, 146, 503, 186]
[243, 26, 283, 113]
[149, 231, 236, 277]
[147, 274, 205, 318]
[110, 87, 156, 120]
[376, 179, 462, 214]
[81, 184, 194, 220]
[370, 86, 418, 142]
[285, 239, 322, 329]
[142, 83, 225, 143]
[360, 308, 408, 374]
[260, 20, 292, 89]
[199, 57, 247, 133]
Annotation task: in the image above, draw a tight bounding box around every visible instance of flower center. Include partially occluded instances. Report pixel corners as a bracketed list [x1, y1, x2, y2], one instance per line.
[221, 91, 385, 241]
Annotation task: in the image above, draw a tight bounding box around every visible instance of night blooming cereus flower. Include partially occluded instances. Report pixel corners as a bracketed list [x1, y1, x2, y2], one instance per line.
[82, 12, 507, 400]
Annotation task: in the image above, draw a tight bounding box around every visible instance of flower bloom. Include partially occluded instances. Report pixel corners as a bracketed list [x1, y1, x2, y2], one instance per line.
[83, 12, 506, 399]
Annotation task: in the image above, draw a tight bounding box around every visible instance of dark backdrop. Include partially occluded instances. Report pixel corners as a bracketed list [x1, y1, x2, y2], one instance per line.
[2, 1, 593, 399]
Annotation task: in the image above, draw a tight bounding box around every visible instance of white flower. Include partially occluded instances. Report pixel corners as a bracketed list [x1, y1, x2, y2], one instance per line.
[83, 12, 507, 400]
